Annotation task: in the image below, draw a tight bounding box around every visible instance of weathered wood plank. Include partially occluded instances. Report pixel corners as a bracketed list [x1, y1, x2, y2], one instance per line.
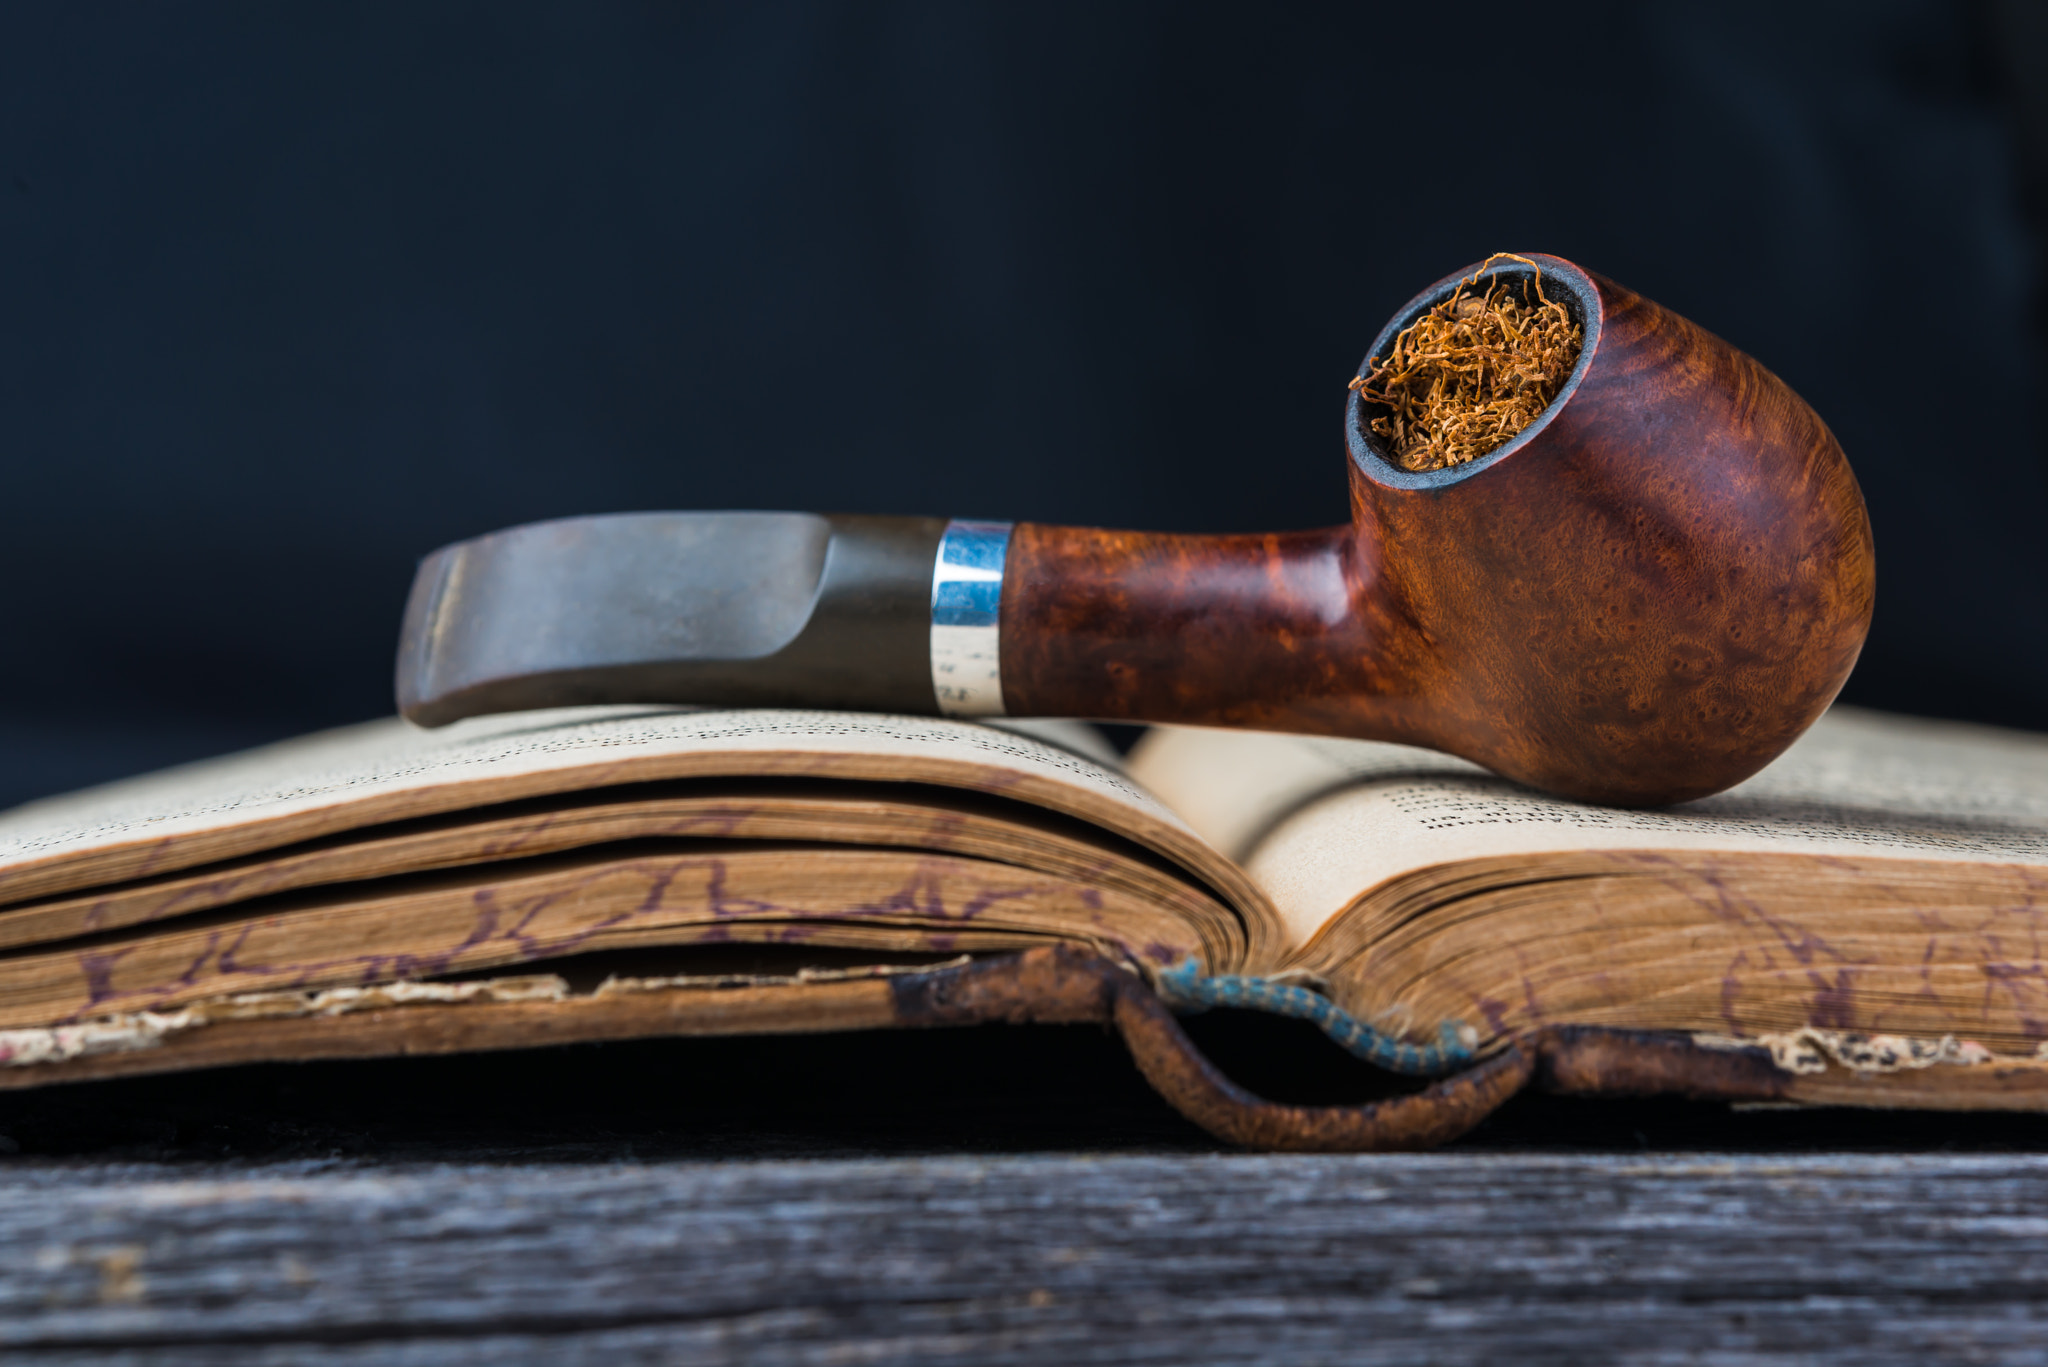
[1, 1027, 2047, 1363]
[4, 1151, 2048, 1364]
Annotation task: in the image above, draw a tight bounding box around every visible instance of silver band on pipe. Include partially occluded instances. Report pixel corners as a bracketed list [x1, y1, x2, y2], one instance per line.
[930, 519, 1012, 717]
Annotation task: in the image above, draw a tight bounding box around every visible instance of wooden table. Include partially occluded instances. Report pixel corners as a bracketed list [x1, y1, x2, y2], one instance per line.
[2, 1021, 2044, 1363]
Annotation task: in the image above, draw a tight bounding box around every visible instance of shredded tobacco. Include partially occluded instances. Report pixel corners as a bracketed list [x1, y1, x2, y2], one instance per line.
[1349, 252, 1584, 473]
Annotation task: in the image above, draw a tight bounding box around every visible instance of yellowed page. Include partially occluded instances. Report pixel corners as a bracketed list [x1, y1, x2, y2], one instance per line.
[0, 845, 1211, 1028]
[0, 785, 1246, 959]
[0, 709, 1274, 962]
[1125, 726, 1485, 862]
[1130, 707, 2048, 950]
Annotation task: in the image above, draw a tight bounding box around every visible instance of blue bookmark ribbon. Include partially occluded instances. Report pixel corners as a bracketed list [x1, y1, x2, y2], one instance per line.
[1155, 960, 1475, 1077]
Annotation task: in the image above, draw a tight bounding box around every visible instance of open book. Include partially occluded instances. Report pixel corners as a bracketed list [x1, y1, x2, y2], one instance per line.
[2, 704, 2045, 1149]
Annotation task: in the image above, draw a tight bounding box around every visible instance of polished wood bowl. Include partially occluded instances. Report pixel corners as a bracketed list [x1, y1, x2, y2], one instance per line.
[1001, 254, 1875, 805]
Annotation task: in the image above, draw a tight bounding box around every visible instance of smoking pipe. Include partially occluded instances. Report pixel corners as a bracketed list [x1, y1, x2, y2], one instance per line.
[396, 253, 1874, 806]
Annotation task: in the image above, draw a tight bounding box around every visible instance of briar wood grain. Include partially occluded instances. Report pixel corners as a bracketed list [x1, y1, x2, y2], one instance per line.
[1001, 255, 1875, 805]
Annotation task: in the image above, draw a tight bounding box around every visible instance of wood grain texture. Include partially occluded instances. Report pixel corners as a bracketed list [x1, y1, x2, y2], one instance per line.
[6, 1151, 2048, 1364]
[1001, 254, 1876, 805]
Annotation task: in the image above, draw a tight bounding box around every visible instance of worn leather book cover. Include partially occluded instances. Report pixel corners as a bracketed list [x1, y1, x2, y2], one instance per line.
[0, 705, 2043, 1150]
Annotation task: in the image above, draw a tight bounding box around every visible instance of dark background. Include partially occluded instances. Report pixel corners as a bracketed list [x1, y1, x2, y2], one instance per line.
[6, 19, 2048, 1351]
[4, 0, 2046, 810]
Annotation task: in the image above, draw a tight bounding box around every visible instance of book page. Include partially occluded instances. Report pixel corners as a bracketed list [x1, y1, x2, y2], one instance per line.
[1131, 707, 2048, 949]
[0, 710, 1266, 948]
[1125, 725, 1487, 862]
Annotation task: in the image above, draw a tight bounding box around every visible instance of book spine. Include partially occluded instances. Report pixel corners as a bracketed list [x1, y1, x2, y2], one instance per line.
[889, 947, 1532, 1152]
